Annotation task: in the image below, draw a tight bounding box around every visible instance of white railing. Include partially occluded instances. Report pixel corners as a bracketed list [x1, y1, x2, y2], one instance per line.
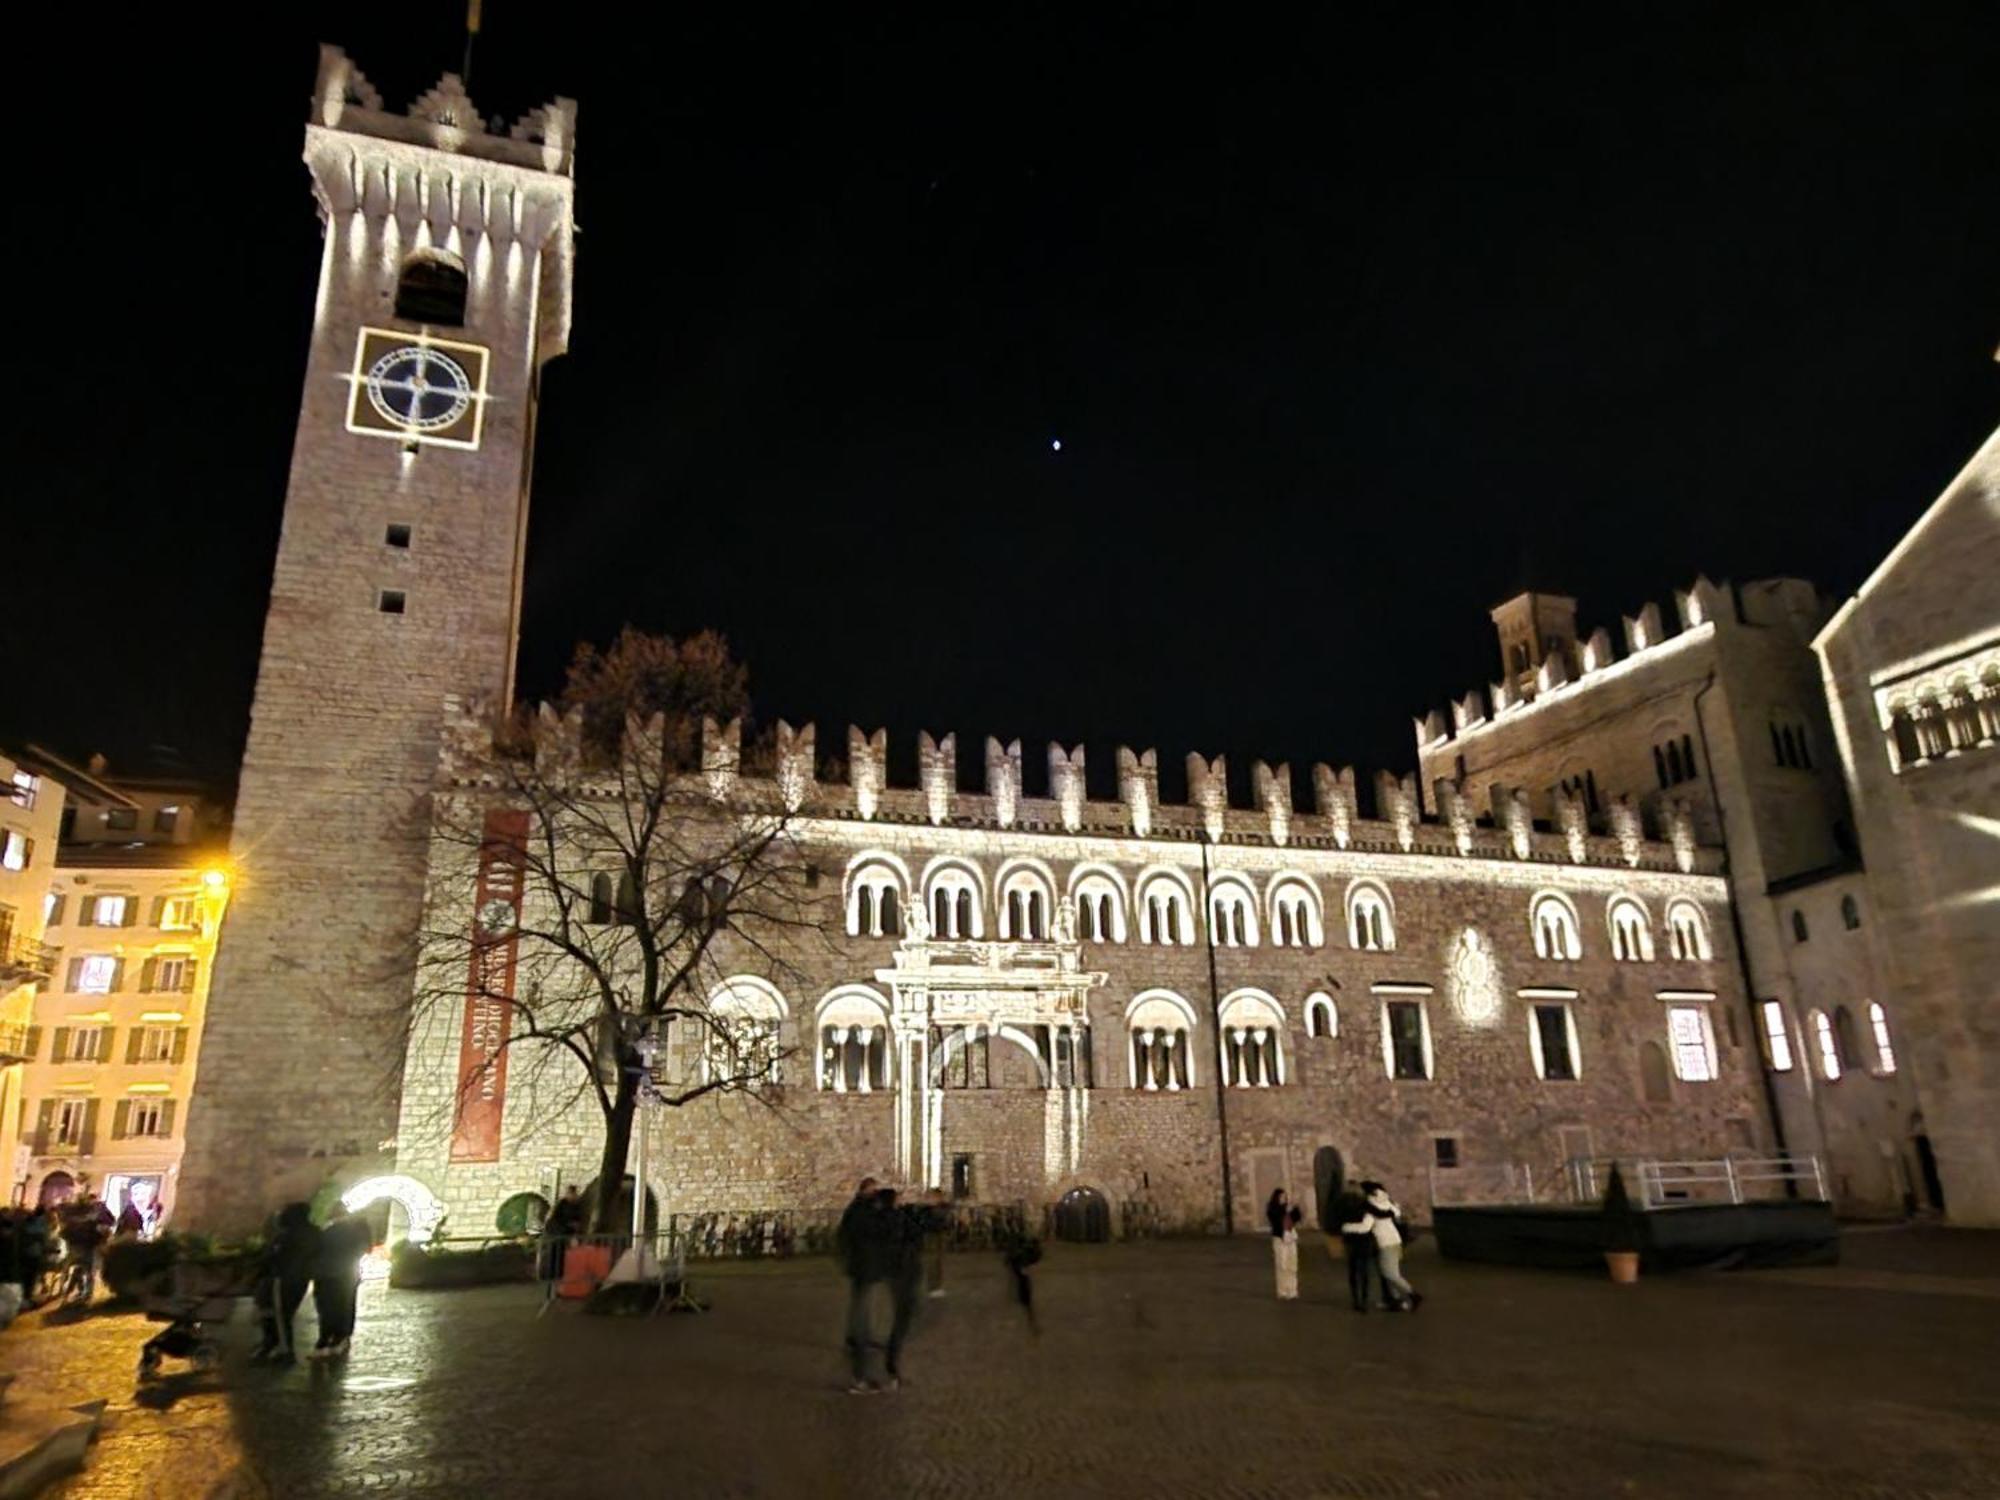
[1431, 1154, 1826, 1210]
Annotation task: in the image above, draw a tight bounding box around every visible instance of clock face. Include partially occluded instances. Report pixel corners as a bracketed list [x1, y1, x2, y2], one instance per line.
[478, 898, 516, 937]
[345, 327, 489, 449]
[366, 346, 473, 432]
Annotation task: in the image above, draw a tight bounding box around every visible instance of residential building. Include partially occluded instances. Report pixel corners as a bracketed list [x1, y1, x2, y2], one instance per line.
[1814, 427, 2000, 1226]
[1, 750, 66, 1190]
[6, 750, 229, 1222]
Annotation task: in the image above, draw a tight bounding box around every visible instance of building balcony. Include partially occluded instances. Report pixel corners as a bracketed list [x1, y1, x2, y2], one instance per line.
[0, 931, 57, 986]
[0, 1021, 34, 1065]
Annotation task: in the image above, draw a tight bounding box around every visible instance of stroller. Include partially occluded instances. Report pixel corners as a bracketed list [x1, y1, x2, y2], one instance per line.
[137, 1255, 264, 1378]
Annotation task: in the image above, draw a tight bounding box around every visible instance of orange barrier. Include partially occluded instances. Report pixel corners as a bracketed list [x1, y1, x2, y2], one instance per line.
[555, 1244, 612, 1299]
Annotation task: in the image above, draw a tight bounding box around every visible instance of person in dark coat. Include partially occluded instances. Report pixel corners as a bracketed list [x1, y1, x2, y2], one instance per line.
[310, 1206, 376, 1358]
[1334, 1187, 1379, 1311]
[998, 1213, 1043, 1337]
[882, 1189, 947, 1388]
[253, 1202, 322, 1364]
[541, 1185, 584, 1282]
[836, 1177, 889, 1392]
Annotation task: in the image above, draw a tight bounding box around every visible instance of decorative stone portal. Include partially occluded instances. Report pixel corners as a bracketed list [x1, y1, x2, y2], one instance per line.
[878, 918, 1106, 1192]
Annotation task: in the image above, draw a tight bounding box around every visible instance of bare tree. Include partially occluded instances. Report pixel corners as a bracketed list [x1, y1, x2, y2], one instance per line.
[409, 631, 821, 1232]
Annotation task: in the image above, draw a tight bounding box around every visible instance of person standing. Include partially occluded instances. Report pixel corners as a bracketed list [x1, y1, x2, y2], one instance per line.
[1334, 1187, 1380, 1312]
[542, 1185, 584, 1284]
[252, 1202, 322, 1364]
[998, 1211, 1042, 1337]
[1266, 1189, 1302, 1300]
[310, 1206, 375, 1358]
[836, 1177, 889, 1393]
[882, 1188, 943, 1390]
[1344, 1181, 1422, 1312]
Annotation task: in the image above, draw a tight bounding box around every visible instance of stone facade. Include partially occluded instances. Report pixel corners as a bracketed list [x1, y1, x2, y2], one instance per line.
[177, 49, 577, 1230]
[1814, 427, 2000, 1225]
[387, 712, 1768, 1238]
[1413, 581, 1919, 1215]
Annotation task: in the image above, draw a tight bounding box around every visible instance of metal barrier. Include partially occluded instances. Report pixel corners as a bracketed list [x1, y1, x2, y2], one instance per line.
[1432, 1154, 1827, 1210]
[1634, 1156, 1826, 1208]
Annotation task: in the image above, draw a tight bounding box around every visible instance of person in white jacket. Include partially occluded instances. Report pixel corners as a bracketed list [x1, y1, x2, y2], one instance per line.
[1342, 1181, 1422, 1311]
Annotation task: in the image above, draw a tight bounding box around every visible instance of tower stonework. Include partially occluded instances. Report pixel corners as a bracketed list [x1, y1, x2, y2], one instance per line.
[177, 47, 575, 1230]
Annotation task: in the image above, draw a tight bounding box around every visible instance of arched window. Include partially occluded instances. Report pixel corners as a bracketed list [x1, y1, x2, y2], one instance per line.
[394, 253, 468, 326]
[1268, 878, 1323, 949]
[845, 865, 902, 938]
[1867, 1002, 1897, 1074]
[703, 977, 788, 1086]
[1840, 894, 1861, 931]
[1638, 1040, 1674, 1103]
[1127, 991, 1198, 1091]
[1811, 1009, 1841, 1080]
[1207, 878, 1258, 947]
[925, 865, 983, 940]
[1791, 910, 1809, 944]
[1137, 872, 1194, 946]
[817, 988, 892, 1092]
[587, 873, 614, 926]
[1217, 991, 1286, 1088]
[1530, 893, 1582, 961]
[1346, 882, 1395, 952]
[1305, 991, 1337, 1039]
[1666, 900, 1711, 962]
[1606, 896, 1654, 962]
[998, 865, 1057, 941]
[1070, 869, 1128, 944]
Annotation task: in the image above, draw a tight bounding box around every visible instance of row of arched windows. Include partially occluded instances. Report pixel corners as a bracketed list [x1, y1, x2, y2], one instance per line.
[1806, 1001, 1897, 1082]
[1885, 666, 1998, 769]
[1530, 892, 1713, 964]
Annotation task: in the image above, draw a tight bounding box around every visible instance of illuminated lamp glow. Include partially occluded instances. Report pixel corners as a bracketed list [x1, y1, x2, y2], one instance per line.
[342, 1174, 446, 1246]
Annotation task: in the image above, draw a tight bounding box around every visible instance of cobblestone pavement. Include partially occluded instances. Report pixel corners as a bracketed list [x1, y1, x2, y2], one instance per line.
[8, 1230, 2000, 1498]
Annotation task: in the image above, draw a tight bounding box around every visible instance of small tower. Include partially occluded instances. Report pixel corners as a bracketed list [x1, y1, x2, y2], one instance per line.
[1490, 591, 1579, 700]
[178, 48, 577, 1229]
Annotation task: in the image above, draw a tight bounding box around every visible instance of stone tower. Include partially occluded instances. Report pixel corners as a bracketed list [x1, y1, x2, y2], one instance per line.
[176, 47, 576, 1230]
[1490, 591, 1578, 699]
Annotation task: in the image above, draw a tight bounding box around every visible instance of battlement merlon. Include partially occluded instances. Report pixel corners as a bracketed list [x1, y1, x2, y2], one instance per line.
[433, 700, 1725, 877]
[312, 45, 577, 176]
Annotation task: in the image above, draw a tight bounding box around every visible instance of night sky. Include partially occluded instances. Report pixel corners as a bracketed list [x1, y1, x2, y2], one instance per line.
[8, 5, 1997, 804]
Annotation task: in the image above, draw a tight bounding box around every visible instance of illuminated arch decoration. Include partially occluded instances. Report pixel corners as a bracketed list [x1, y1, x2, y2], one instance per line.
[342, 1174, 446, 1246]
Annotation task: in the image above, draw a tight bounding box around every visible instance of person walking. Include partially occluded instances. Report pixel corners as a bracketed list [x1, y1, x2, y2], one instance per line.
[252, 1202, 322, 1364]
[836, 1176, 890, 1393]
[310, 1206, 375, 1358]
[998, 1211, 1042, 1337]
[1334, 1186, 1380, 1311]
[1266, 1188, 1302, 1299]
[1344, 1181, 1422, 1312]
[58, 1193, 112, 1303]
[882, 1187, 945, 1389]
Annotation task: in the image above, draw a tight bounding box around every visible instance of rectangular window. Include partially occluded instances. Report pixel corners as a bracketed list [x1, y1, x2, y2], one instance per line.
[1432, 1136, 1460, 1169]
[1760, 1000, 1793, 1071]
[153, 805, 180, 834]
[1868, 1004, 1897, 1075]
[105, 808, 138, 832]
[66, 1026, 108, 1062]
[153, 956, 190, 993]
[137, 1025, 178, 1063]
[385, 523, 412, 549]
[158, 896, 200, 931]
[77, 955, 119, 993]
[129, 1098, 168, 1137]
[1383, 1000, 1431, 1080]
[91, 895, 128, 927]
[378, 589, 407, 615]
[10, 770, 39, 809]
[1532, 1003, 1578, 1080]
[1668, 1005, 1716, 1082]
[55, 1099, 89, 1146]
[1, 829, 30, 870]
[44, 891, 64, 927]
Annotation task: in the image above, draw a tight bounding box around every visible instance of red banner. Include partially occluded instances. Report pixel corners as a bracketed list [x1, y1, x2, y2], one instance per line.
[450, 808, 529, 1162]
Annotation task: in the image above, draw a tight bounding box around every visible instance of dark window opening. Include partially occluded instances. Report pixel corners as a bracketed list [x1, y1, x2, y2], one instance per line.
[106, 808, 138, 832]
[1433, 1136, 1460, 1169]
[385, 523, 413, 549]
[395, 255, 468, 326]
[1791, 910, 1809, 944]
[378, 589, 406, 615]
[1534, 1004, 1576, 1080]
[1387, 1001, 1428, 1080]
[1841, 894, 1861, 930]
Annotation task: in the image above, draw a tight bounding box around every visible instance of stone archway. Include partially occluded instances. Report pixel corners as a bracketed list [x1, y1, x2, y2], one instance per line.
[341, 1174, 446, 1245]
[1053, 1185, 1111, 1243]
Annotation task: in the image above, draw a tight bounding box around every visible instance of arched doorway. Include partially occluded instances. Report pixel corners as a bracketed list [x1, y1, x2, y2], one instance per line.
[36, 1171, 77, 1209]
[340, 1174, 446, 1245]
[1052, 1186, 1110, 1243]
[1312, 1146, 1346, 1232]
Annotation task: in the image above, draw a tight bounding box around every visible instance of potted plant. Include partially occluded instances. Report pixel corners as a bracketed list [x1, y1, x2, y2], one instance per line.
[1601, 1164, 1643, 1284]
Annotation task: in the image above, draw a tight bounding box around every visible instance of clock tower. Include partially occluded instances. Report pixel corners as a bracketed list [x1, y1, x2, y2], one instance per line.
[177, 47, 576, 1229]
